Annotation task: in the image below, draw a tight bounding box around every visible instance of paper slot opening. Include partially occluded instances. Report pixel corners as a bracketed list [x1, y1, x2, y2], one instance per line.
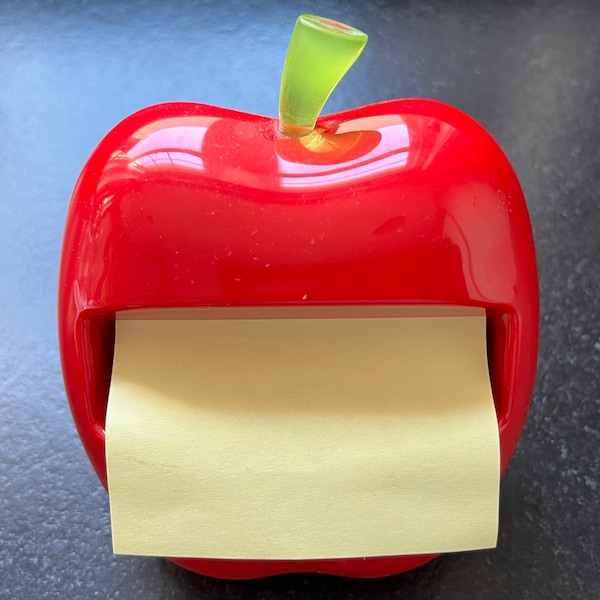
[105, 306, 500, 560]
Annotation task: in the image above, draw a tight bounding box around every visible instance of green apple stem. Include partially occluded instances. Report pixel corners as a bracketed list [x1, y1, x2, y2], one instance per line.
[279, 15, 368, 139]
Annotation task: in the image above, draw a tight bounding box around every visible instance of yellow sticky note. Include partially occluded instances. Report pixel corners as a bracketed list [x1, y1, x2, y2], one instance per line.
[106, 306, 499, 559]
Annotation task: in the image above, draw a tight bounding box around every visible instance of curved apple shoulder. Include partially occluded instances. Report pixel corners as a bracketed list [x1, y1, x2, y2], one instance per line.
[58, 99, 538, 579]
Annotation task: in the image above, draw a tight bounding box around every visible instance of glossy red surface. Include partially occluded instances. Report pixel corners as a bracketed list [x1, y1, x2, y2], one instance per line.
[58, 99, 539, 579]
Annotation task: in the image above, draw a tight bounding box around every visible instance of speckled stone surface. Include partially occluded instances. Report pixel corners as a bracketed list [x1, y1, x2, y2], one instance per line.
[0, 1, 598, 598]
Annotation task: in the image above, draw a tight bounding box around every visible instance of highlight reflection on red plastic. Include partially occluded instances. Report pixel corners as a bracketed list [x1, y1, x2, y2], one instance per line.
[58, 99, 538, 579]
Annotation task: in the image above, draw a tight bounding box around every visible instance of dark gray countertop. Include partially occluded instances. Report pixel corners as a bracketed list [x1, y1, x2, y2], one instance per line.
[1, 1, 598, 598]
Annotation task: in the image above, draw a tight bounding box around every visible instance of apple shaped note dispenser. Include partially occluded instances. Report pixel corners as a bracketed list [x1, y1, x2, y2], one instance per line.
[58, 15, 538, 579]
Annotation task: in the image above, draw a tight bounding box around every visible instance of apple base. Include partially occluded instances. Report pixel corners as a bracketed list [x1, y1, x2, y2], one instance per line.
[168, 554, 438, 579]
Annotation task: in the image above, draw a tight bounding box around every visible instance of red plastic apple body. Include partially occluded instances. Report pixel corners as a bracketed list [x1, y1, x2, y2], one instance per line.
[58, 98, 538, 578]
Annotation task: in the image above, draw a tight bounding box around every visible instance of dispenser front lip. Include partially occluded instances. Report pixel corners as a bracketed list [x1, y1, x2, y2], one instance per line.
[58, 99, 539, 578]
[59, 298, 530, 580]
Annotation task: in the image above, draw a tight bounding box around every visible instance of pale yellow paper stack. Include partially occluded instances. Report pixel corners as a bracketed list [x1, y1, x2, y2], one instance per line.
[106, 306, 499, 559]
